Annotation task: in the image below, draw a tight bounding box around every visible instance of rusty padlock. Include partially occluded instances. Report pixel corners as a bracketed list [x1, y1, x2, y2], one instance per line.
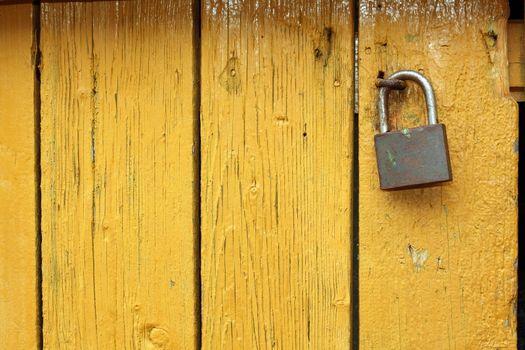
[374, 70, 452, 190]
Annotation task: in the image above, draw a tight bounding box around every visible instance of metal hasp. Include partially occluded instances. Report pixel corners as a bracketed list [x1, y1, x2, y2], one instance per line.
[374, 70, 452, 190]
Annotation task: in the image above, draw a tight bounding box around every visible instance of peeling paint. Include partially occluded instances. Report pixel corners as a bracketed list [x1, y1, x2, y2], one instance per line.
[405, 34, 419, 42]
[436, 256, 445, 271]
[407, 244, 428, 272]
[482, 27, 499, 64]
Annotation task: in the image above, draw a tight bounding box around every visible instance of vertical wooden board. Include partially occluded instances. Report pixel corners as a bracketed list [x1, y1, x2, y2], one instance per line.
[359, 1, 518, 349]
[40, 1, 198, 348]
[201, 1, 353, 348]
[0, 4, 38, 349]
[508, 21, 524, 88]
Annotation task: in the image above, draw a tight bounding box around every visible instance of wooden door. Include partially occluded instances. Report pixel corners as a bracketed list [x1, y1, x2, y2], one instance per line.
[0, 1, 520, 349]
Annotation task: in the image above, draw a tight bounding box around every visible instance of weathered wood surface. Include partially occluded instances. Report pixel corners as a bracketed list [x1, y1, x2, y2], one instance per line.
[359, 1, 518, 349]
[0, 3, 39, 349]
[508, 20, 524, 88]
[201, 1, 354, 348]
[40, 1, 198, 348]
[508, 19, 524, 101]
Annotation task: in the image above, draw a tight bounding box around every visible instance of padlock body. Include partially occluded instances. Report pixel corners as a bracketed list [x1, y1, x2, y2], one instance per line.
[374, 123, 452, 190]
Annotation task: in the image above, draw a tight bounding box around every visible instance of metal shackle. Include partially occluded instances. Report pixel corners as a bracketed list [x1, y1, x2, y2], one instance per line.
[378, 70, 438, 133]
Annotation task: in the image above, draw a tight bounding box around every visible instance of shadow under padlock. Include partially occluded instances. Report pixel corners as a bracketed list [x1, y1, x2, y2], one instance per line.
[374, 70, 453, 190]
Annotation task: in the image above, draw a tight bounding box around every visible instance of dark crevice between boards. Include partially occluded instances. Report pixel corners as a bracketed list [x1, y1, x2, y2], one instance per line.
[509, 0, 523, 20]
[193, 0, 202, 349]
[511, 1, 524, 348]
[352, 0, 359, 348]
[32, 1, 43, 349]
[351, 108, 359, 350]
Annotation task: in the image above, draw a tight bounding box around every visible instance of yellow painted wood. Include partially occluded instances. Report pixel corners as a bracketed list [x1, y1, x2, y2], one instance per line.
[40, 2, 198, 348]
[359, 1, 518, 349]
[201, 1, 353, 348]
[0, 4, 39, 349]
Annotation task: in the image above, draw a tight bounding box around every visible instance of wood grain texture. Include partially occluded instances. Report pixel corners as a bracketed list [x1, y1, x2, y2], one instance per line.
[40, 2, 198, 348]
[508, 20, 524, 88]
[201, 1, 353, 349]
[508, 19, 524, 101]
[0, 4, 39, 349]
[359, 1, 518, 349]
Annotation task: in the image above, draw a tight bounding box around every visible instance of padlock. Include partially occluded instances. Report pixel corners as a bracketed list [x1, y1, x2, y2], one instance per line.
[374, 70, 452, 190]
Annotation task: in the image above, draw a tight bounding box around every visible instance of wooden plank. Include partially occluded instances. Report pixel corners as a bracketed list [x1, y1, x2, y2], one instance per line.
[201, 1, 353, 348]
[0, 3, 39, 349]
[359, 1, 518, 349]
[40, 1, 198, 348]
[508, 20, 524, 88]
[508, 19, 524, 101]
